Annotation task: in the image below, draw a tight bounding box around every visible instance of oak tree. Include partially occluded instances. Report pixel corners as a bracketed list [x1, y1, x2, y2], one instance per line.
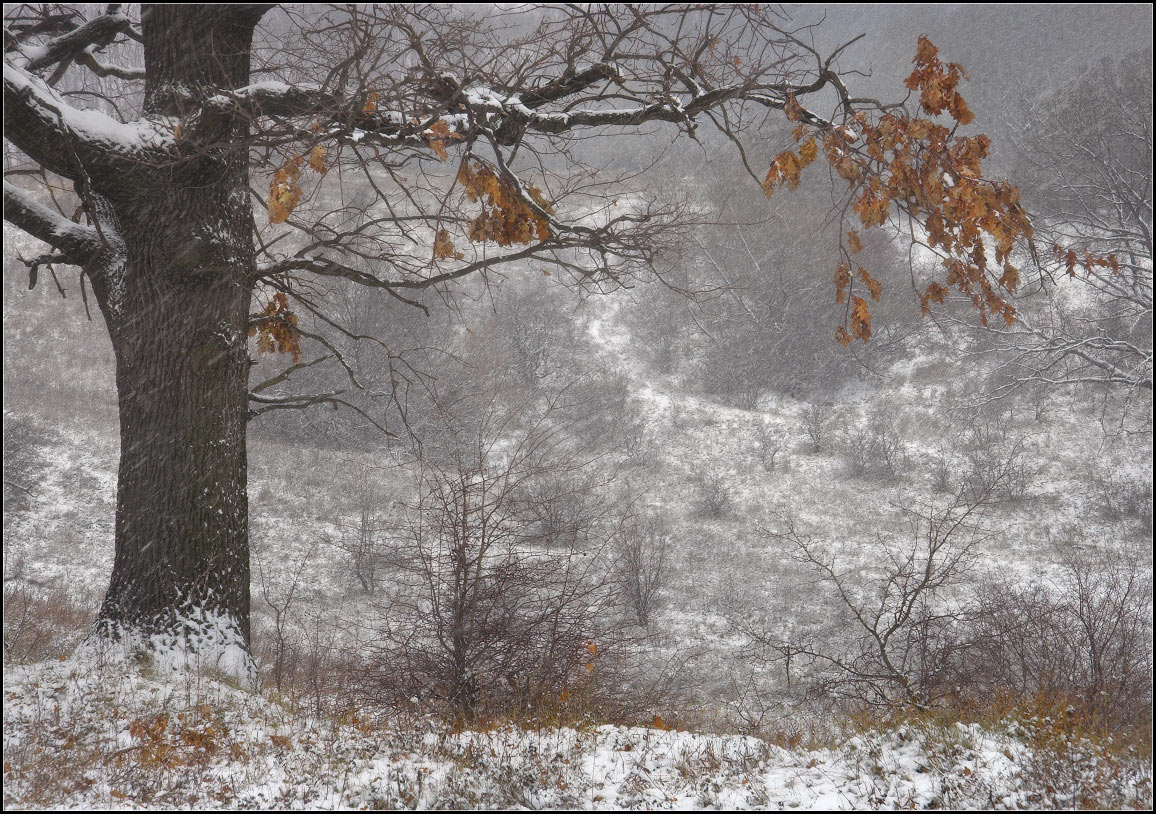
[4, 4, 1047, 678]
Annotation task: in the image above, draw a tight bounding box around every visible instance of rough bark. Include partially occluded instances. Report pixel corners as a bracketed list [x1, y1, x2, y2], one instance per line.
[74, 5, 264, 674]
[94, 174, 255, 651]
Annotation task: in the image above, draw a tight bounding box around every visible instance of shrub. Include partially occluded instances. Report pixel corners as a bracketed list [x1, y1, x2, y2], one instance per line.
[696, 470, 733, 518]
[1090, 462, 1153, 534]
[362, 399, 621, 721]
[3, 583, 93, 662]
[617, 514, 669, 626]
[800, 403, 830, 453]
[837, 404, 908, 479]
[969, 543, 1153, 733]
[755, 422, 787, 473]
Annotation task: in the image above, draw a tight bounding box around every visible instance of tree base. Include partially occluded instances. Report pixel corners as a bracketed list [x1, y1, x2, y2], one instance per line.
[84, 604, 258, 690]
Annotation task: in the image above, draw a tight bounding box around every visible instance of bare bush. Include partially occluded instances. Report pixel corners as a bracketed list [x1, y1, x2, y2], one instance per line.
[364, 397, 621, 720]
[928, 439, 960, 494]
[496, 283, 579, 389]
[750, 464, 1018, 709]
[800, 403, 831, 453]
[1024, 382, 1050, 423]
[743, 487, 1152, 736]
[1090, 462, 1153, 534]
[3, 583, 93, 662]
[696, 470, 733, 518]
[333, 467, 391, 594]
[617, 514, 670, 627]
[961, 436, 1031, 503]
[969, 543, 1152, 730]
[617, 414, 653, 467]
[867, 404, 907, 477]
[782, 501, 985, 707]
[517, 470, 599, 550]
[254, 541, 318, 693]
[699, 336, 766, 410]
[756, 422, 787, 473]
[563, 374, 649, 465]
[960, 404, 1015, 450]
[837, 404, 908, 479]
[839, 424, 874, 477]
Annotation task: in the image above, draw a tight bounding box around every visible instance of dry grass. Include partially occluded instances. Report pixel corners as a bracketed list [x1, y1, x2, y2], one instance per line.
[3, 583, 95, 662]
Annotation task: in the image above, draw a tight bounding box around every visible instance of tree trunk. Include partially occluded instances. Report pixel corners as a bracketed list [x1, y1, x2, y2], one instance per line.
[87, 5, 263, 682]
[94, 203, 254, 670]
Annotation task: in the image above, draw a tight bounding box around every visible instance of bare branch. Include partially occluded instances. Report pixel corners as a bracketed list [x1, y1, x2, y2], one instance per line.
[21, 6, 139, 74]
[250, 354, 331, 395]
[248, 390, 395, 437]
[3, 180, 100, 263]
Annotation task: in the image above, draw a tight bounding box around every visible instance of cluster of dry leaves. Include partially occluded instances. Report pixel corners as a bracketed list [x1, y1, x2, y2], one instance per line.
[764, 36, 1118, 344]
[249, 291, 302, 363]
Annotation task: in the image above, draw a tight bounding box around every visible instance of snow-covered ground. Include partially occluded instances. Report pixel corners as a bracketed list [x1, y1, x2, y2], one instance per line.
[6, 653, 1150, 809]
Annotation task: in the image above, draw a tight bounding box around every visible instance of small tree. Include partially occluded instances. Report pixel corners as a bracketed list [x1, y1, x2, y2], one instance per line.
[372, 395, 619, 720]
[617, 513, 669, 627]
[756, 471, 1012, 708]
[334, 467, 390, 594]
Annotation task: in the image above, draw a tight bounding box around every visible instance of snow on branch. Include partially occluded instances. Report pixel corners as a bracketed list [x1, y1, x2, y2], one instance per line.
[194, 65, 835, 155]
[3, 180, 101, 264]
[3, 61, 172, 184]
[20, 6, 140, 74]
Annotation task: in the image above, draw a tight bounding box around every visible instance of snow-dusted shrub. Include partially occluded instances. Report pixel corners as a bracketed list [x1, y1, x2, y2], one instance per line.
[695, 470, 733, 518]
[838, 423, 874, 477]
[616, 513, 669, 626]
[969, 543, 1153, 732]
[360, 399, 623, 721]
[961, 437, 1031, 503]
[755, 422, 786, 473]
[332, 468, 392, 594]
[955, 406, 1032, 502]
[800, 403, 831, 453]
[866, 403, 907, 477]
[1090, 462, 1153, 534]
[928, 439, 960, 493]
[837, 404, 908, 479]
[749, 458, 1032, 710]
[753, 499, 987, 709]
